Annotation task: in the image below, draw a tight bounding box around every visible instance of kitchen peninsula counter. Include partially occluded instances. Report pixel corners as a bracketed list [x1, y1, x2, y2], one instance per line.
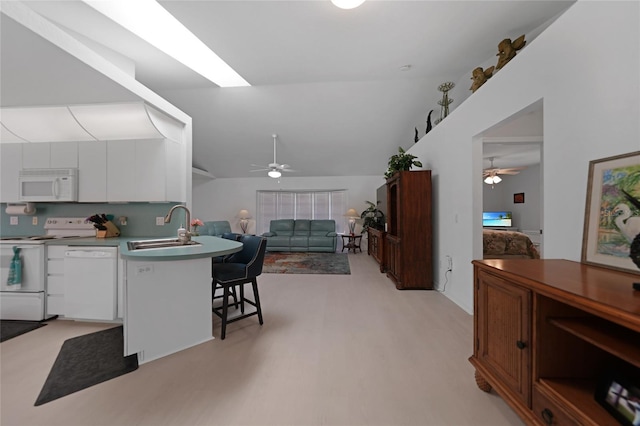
[122, 235, 242, 364]
[35, 236, 242, 363]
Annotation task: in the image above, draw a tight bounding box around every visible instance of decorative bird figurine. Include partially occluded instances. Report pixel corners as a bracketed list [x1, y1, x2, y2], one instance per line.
[495, 34, 526, 71]
[613, 203, 640, 243]
[469, 66, 495, 92]
[425, 110, 433, 134]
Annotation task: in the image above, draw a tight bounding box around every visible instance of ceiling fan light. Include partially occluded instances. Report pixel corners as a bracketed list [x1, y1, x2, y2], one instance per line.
[331, 0, 366, 9]
[268, 170, 281, 178]
[493, 175, 502, 183]
[484, 176, 494, 184]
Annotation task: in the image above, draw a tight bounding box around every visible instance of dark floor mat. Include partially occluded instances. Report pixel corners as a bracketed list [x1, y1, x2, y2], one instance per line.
[35, 325, 138, 406]
[0, 320, 47, 342]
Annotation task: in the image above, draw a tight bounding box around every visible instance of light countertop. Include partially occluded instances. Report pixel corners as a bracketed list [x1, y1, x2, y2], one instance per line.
[46, 236, 243, 261]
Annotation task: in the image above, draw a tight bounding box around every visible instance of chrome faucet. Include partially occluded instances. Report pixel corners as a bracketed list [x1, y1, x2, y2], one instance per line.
[164, 205, 192, 243]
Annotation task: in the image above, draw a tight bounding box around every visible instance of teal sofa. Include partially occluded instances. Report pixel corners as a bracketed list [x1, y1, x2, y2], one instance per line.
[201, 221, 232, 237]
[262, 219, 337, 252]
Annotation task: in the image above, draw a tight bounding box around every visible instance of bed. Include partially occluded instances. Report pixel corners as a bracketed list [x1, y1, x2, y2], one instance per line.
[483, 229, 540, 259]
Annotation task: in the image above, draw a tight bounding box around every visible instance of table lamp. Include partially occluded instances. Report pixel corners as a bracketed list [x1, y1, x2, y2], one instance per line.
[345, 208, 359, 235]
[238, 209, 251, 234]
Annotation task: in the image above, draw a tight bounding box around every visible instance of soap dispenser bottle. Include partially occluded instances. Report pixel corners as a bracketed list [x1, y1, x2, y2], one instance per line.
[177, 224, 188, 243]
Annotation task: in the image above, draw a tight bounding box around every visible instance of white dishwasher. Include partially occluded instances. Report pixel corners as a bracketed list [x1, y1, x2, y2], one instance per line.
[64, 247, 118, 321]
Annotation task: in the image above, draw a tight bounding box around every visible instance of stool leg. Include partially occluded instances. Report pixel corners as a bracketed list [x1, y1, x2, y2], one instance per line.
[239, 283, 245, 314]
[252, 278, 264, 325]
[230, 285, 239, 309]
[221, 284, 229, 340]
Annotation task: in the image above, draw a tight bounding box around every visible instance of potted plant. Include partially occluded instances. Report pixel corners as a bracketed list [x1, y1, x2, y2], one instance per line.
[385, 146, 423, 179]
[360, 200, 385, 233]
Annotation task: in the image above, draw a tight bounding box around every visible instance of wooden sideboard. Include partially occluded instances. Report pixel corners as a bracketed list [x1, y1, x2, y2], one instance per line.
[367, 228, 386, 272]
[470, 259, 640, 425]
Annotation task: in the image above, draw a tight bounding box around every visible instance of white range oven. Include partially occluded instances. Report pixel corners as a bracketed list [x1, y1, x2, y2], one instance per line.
[0, 217, 95, 321]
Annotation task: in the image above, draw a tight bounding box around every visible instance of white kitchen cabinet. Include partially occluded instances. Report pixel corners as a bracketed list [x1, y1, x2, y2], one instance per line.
[46, 246, 67, 316]
[135, 139, 165, 201]
[21, 142, 78, 169]
[78, 141, 107, 202]
[22, 143, 50, 169]
[165, 139, 185, 202]
[106, 139, 185, 202]
[107, 140, 136, 202]
[0, 143, 21, 202]
[50, 142, 78, 168]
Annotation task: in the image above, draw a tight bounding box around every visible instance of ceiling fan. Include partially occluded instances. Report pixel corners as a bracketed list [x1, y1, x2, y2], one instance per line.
[250, 134, 296, 178]
[483, 157, 525, 184]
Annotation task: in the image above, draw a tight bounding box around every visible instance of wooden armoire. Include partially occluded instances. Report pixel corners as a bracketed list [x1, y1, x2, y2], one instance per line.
[385, 170, 432, 289]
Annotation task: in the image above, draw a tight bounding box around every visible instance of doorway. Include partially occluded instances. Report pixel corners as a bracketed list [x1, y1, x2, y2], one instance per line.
[478, 100, 544, 257]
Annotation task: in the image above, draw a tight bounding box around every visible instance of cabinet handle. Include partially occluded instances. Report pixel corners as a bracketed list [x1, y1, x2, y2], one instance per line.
[516, 340, 527, 349]
[541, 408, 554, 425]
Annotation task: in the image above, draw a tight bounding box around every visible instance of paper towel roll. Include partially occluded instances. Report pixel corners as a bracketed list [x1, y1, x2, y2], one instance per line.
[5, 203, 36, 215]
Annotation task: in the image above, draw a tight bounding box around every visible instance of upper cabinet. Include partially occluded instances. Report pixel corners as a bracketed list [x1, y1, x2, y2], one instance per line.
[0, 102, 188, 204]
[0, 144, 21, 202]
[106, 139, 185, 203]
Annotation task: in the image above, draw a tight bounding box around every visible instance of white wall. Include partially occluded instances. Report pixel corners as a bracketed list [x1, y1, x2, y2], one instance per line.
[409, 1, 640, 313]
[192, 175, 385, 235]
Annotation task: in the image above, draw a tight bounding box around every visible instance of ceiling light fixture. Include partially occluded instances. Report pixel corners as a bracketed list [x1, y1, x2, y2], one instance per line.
[484, 175, 502, 185]
[268, 170, 282, 179]
[82, 0, 250, 88]
[331, 0, 366, 10]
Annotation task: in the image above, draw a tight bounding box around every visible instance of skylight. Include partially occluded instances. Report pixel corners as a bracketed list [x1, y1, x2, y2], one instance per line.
[83, 0, 250, 88]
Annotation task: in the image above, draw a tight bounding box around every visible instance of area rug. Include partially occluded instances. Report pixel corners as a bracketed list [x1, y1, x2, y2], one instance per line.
[263, 252, 350, 275]
[35, 325, 138, 406]
[0, 320, 47, 343]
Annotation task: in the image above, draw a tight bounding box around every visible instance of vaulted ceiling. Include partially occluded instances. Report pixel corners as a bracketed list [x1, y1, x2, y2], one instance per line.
[0, 1, 574, 178]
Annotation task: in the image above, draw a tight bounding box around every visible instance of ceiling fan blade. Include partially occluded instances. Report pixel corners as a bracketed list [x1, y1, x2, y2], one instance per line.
[250, 168, 269, 172]
[281, 168, 297, 173]
[496, 167, 525, 175]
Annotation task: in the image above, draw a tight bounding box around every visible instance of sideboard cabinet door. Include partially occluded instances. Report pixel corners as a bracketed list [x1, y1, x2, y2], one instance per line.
[476, 270, 531, 406]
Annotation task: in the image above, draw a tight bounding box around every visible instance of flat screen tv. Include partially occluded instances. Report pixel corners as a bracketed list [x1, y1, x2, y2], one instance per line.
[482, 211, 512, 227]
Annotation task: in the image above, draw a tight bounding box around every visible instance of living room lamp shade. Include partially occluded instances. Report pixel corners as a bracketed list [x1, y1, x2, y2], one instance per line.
[238, 209, 251, 234]
[331, 0, 366, 9]
[345, 208, 359, 234]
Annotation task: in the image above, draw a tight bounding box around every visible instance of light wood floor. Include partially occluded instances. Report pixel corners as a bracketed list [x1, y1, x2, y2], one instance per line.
[1, 254, 523, 426]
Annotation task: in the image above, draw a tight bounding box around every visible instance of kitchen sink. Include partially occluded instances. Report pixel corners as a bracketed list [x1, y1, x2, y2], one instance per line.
[126, 238, 201, 251]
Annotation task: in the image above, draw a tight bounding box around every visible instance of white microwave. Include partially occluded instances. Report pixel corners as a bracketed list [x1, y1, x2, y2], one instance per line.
[18, 168, 78, 202]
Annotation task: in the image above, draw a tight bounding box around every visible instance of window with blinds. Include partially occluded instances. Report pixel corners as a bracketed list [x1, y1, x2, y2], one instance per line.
[256, 190, 347, 235]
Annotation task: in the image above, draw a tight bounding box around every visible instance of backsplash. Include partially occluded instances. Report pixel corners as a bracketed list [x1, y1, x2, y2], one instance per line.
[0, 202, 183, 237]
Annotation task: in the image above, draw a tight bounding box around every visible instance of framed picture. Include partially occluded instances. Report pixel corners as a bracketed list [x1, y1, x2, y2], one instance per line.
[513, 193, 525, 204]
[582, 151, 640, 274]
[594, 370, 640, 426]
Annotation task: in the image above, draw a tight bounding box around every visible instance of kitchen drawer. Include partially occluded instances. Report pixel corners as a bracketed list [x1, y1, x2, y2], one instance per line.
[47, 276, 64, 294]
[1, 292, 45, 321]
[47, 258, 65, 274]
[47, 295, 65, 316]
[533, 384, 579, 426]
[47, 246, 68, 258]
